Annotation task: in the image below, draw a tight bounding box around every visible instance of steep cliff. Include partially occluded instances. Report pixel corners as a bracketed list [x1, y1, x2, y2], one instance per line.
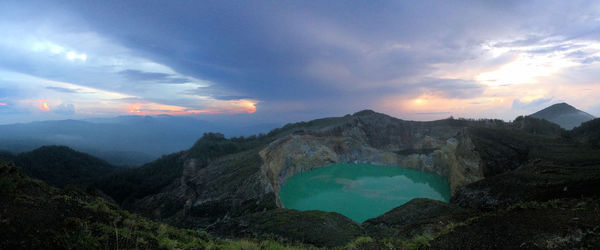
[259, 113, 485, 202]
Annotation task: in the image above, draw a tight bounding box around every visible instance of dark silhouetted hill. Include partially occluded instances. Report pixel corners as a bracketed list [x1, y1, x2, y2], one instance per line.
[0, 146, 120, 187]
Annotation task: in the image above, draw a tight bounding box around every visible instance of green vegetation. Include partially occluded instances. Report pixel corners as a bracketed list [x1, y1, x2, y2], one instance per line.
[466, 125, 600, 177]
[0, 160, 312, 250]
[569, 118, 600, 147]
[512, 115, 565, 137]
[96, 151, 186, 205]
[215, 208, 364, 248]
[428, 198, 600, 249]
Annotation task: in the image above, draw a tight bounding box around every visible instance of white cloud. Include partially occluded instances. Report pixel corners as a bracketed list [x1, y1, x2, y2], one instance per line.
[66, 51, 87, 61]
[54, 102, 76, 115]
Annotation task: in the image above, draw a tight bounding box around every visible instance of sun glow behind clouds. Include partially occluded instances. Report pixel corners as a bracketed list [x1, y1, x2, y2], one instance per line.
[476, 39, 600, 87]
[476, 53, 577, 87]
[40, 102, 50, 111]
[388, 37, 600, 120]
[127, 103, 213, 115]
[379, 91, 512, 121]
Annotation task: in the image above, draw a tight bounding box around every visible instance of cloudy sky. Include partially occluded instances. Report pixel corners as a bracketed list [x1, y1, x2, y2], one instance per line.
[1, 0, 600, 124]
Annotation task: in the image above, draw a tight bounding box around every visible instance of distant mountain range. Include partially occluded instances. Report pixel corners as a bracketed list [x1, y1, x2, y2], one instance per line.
[529, 102, 595, 129]
[0, 115, 280, 166]
[0, 103, 594, 167]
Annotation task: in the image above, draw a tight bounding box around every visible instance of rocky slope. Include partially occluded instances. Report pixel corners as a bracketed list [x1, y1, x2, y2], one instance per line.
[259, 114, 485, 201]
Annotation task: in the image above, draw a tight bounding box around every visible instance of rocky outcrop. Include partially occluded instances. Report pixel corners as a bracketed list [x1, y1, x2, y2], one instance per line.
[130, 149, 278, 228]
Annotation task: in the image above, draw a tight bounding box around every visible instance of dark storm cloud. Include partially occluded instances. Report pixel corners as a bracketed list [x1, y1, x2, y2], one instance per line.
[32, 1, 600, 105]
[64, 1, 512, 101]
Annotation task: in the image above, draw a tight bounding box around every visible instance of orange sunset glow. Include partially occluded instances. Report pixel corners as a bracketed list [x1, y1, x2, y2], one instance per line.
[40, 102, 50, 111]
[125, 99, 257, 116]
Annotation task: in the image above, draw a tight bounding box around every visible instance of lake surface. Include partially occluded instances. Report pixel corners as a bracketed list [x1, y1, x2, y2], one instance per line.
[278, 163, 450, 222]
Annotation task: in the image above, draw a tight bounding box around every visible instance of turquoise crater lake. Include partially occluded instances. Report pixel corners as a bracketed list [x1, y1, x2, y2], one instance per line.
[278, 163, 451, 222]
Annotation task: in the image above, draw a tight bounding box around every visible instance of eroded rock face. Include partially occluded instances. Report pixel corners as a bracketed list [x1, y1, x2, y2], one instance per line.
[260, 115, 484, 205]
[131, 150, 278, 227]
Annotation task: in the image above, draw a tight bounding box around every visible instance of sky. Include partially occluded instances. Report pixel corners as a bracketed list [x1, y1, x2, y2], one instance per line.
[1, 0, 600, 125]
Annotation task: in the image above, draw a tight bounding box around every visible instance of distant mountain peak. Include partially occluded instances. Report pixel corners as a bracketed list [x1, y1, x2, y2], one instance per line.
[529, 102, 595, 130]
[353, 109, 378, 116]
[539, 102, 577, 112]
